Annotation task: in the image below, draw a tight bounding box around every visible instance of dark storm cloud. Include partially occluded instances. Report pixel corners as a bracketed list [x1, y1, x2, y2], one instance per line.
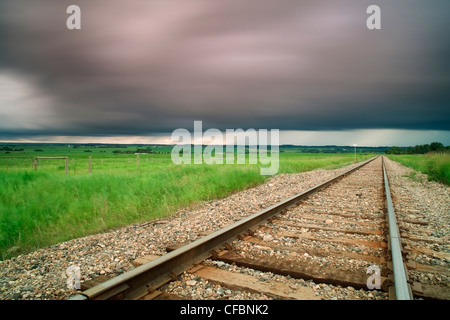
[0, 0, 449, 137]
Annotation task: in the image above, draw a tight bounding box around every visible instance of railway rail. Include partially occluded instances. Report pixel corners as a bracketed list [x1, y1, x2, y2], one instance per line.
[70, 156, 449, 300]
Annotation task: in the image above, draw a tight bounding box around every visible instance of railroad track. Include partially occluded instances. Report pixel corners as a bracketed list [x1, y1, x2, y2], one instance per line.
[70, 156, 449, 300]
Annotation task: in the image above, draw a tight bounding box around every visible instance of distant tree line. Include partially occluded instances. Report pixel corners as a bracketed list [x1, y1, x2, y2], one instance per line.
[0, 146, 24, 152]
[385, 142, 449, 155]
[71, 144, 127, 149]
[113, 147, 153, 154]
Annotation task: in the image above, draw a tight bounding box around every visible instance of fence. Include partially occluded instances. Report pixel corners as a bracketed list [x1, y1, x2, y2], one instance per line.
[0, 154, 152, 174]
[34, 157, 69, 174]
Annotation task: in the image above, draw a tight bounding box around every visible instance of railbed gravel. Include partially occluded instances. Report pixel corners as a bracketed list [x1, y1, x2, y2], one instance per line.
[0, 158, 448, 300]
[163, 260, 388, 300]
[383, 157, 450, 289]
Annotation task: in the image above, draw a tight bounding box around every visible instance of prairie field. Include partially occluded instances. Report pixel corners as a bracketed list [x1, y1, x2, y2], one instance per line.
[0, 144, 370, 259]
[386, 154, 450, 185]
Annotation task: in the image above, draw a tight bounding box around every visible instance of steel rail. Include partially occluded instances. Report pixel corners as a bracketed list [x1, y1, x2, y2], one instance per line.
[69, 156, 378, 300]
[382, 156, 413, 300]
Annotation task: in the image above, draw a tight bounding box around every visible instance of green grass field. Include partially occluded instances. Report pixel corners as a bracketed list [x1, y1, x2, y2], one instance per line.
[0, 144, 370, 259]
[387, 154, 450, 185]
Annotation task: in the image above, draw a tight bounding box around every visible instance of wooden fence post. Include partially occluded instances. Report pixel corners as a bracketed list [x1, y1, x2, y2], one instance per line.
[33, 156, 69, 174]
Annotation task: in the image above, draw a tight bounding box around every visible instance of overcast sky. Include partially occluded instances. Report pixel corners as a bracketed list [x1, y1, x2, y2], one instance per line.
[0, 0, 449, 146]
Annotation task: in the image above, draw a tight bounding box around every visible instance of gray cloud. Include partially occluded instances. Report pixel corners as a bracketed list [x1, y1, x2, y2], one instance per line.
[0, 0, 449, 138]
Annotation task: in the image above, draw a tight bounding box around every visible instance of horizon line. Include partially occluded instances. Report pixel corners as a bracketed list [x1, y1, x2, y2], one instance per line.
[0, 141, 441, 148]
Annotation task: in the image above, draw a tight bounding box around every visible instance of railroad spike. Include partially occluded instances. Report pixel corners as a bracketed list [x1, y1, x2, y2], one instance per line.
[169, 272, 178, 281]
[210, 249, 219, 259]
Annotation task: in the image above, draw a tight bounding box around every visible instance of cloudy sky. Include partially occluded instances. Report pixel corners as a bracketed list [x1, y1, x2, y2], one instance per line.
[0, 0, 449, 146]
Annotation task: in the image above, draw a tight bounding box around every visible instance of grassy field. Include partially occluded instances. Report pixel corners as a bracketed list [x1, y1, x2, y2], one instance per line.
[387, 154, 450, 185]
[0, 144, 371, 259]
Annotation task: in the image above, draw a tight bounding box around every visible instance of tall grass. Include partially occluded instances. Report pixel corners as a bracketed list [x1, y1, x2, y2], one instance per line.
[0, 164, 266, 259]
[387, 154, 450, 185]
[0, 151, 369, 259]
